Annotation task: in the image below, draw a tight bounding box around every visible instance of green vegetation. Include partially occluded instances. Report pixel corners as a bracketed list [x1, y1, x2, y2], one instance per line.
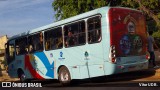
[52, 0, 108, 21]
[52, 0, 160, 31]
[153, 32, 160, 48]
[122, 0, 160, 31]
[152, 30, 160, 47]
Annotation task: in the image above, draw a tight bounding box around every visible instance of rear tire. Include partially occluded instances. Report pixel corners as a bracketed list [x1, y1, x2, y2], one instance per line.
[58, 66, 71, 86]
[18, 70, 27, 82]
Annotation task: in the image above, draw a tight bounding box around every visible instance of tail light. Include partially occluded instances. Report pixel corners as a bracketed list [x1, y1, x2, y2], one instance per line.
[109, 45, 116, 63]
[146, 51, 150, 60]
[145, 44, 150, 60]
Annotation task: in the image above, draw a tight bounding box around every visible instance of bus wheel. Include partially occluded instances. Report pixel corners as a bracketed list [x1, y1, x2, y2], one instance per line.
[58, 66, 71, 86]
[18, 71, 26, 82]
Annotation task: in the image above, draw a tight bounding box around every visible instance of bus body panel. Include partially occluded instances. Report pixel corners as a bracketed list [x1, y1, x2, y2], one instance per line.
[84, 43, 105, 78]
[50, 43, 105, 79]
[14, 53, 55, 79]
[42, 46, 87, 79]
[15, 55, 32, 79]
[103, 56, 148, 75]
[8, 61, 18, 78]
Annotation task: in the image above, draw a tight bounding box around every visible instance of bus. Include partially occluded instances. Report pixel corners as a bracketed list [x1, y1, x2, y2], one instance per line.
[5, 6, 149, 85]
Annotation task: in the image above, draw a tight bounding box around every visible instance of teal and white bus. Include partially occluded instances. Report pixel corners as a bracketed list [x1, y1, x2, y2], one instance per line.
[5, 6, 149, 85]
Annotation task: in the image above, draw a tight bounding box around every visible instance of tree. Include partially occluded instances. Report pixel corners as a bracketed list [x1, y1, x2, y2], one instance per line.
[122, 0, 160, 30]
[52, 0, 108, 21]
[52, 0, 160, 31]
[52, 0, 123, 21]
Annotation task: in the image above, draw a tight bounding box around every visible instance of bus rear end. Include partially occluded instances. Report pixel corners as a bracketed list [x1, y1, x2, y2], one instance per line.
[108, 7, 149, 73]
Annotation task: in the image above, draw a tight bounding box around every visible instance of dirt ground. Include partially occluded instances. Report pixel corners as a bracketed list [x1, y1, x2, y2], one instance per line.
[0, 70, 19, 82]
[133, 51, 160, 81]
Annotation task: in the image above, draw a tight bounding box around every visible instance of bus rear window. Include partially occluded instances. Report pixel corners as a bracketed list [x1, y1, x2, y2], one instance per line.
[109, 8, 147, 57]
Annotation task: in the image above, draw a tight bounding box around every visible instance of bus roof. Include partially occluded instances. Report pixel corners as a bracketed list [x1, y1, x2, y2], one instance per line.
[8, 6, 140, 41]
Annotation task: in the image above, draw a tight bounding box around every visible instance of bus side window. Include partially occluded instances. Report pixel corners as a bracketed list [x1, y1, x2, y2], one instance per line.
[64, 20, 86, 47]
[44, 27, 63, 50]
[28, 32, 44, 53]
[28, 36, 34, 53]
[45, 30, 52, 50]
[9, 44, 15, 60]
[15, 37, 28, 55]
[87, 16, 101, 44]
[54, 28, 63, 49]
[6, 40, 15, 64]
[78, 21, 86, 45]
[39, 32, 43, 50]
[64, 26, 76, 47]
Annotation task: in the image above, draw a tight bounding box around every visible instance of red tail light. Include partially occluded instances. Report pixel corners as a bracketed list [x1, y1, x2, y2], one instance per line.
[146, 55, 150, 60]
[146, 52, 150, 60]
[109, 45, 116, 63]
[111, 58, 116, 63]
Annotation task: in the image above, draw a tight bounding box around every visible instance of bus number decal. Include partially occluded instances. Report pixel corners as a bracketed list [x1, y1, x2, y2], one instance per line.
[58, 51, 65, 60]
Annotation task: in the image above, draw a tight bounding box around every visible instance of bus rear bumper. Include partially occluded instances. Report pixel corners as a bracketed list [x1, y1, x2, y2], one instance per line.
[115, 61, 149, 74]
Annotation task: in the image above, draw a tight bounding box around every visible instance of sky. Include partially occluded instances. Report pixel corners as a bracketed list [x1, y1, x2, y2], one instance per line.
[0, 0, 55, 37]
